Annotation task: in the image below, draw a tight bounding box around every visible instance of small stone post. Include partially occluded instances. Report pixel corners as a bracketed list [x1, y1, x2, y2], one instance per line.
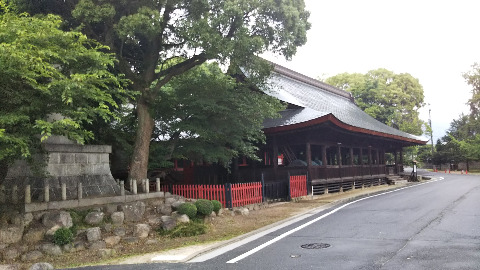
[120, 181, 125, 196]
[12, 185, 18, 204]
[25, 185, 31, 204]
[78, 182, 83, 200]
[0, 185, 5, 204]
[44, 184, 50, 203]
[325, 185, 329, 194]
[145, 179, 150, 194]
[156, 178, 161, 192]
[61, 183, 67, 201]
[132, 179, 137, 195]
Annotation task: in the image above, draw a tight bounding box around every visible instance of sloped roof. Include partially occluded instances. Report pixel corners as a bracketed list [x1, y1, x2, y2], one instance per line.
[263, 64, 427, 145]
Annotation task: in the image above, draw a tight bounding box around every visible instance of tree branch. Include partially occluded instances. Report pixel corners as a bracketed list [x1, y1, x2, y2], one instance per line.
[153, 53, 208, 89]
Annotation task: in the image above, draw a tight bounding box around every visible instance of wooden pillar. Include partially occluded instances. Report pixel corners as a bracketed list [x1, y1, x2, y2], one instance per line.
[394, 150, 398, 174]
[376, 149, 380, 165]
[368, 146, 372, 165]
[273, 136, 278, 178]
[349, 148, 354, 165]
[359, 148, 364, 165]
[337, 143, 342, 167]
[400, 148, 404, 173]
[306, 142, 312, 167]
[321, 145, 327, 166]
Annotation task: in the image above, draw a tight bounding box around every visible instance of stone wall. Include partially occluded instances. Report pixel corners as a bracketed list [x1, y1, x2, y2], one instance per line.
[3, 143, 120, 202]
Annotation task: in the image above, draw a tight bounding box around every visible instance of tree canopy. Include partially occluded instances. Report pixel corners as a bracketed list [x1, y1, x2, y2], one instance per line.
[16, 0, 311, 180]
[0, 2, 128, 175]
[430, 63, 480, 168]
[325, 68, 425, 135]
[151, 62, 283, 167]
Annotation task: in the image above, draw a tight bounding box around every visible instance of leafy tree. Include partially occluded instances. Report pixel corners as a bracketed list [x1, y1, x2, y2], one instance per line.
[0, 2, 128, 178]
[464, 62, 480, 120]
[326, 69, 425, 135]
[433, 63, 480, 170]
[17, 0, 311, 180]
[151, 62, 283, 167]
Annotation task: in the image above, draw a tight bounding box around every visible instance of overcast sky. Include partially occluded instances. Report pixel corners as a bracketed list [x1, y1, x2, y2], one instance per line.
[264, 0, 480, 144]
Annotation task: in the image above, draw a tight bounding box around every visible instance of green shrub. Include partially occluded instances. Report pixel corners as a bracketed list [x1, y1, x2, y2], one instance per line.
[211, 200, 222, 214]
[53, 227, 74, 246]
[195, 199, 213, 216]
[177, 202, 197, 219]
[168, 222, 207, 238]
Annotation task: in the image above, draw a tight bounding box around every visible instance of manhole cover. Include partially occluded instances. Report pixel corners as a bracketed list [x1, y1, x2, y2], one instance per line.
[300, 243, 331, 249]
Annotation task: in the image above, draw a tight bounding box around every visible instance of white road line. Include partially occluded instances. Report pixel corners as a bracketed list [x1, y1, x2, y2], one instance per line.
[226, 177, 444, 264]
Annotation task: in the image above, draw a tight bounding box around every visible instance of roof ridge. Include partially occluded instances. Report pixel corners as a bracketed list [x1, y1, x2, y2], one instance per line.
[272, 63, 353, 101]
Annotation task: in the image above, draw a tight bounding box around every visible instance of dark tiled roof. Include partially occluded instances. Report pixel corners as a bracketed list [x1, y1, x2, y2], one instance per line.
[263, 64, 427, 143]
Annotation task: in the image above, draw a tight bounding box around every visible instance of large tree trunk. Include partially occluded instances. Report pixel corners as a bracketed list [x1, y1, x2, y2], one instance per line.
[129, 97, 154, 180]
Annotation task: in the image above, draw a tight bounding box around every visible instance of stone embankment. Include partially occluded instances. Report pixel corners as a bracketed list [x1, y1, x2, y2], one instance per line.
[0, 193, 263, 269]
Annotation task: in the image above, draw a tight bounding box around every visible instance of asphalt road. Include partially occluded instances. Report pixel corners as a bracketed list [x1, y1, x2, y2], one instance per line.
[77, 172, 480, 270]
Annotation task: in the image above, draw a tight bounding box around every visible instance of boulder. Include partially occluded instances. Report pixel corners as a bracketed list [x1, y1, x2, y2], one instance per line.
[3, 248, 20, 261]
[42, 211, 72, 229]
[171, 201, 184, 211]
[89, 241, 106, 250]
[0, 226, 23, 244]
[103, 204, 119, 214]
[23, 228, 45, 244]
[122, 237, 139, 244]
[45, 225, 61, 236]
[22, 213, 34, 228]
[158, 204, 172, 215]
[121, 201, 146, 222]
[110, 212, 124, 225]
[86, 227, 101, 243]
[29, 263, 54, 270]
[113, 227, 126, 237]
[234, 207, 249, 216]
[63, 240, 86, 253]
[176, 214, 190, 224]
[21, 251, 43, 262]
[104, 236, 121, 247]
[165, 197, 176, 205]
[102, 223, 113, 233]
[41, 243, 62, 256]
[84, 212, 104, 225]
[147, 215, 162, 226]
[98, 248, 116, 258]
[133, 224, 151, 238]
[161, 216, 176, 231]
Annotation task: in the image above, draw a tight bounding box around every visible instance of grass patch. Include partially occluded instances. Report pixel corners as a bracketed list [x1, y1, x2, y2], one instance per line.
[157, 220, 208, 238]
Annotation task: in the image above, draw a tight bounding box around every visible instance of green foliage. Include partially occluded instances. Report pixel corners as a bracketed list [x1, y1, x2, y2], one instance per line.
[326, 69, 425, 135]
[177, 202, 197, 219]
[152, 63, 284, 166]
[157, 220, 207, 238]
[52, 227, 74, 246]
[433, 63, 480, 167]
[211, 200, 222, 214]
[195, 199, 213, 216]
[17, 0, 310, 180]
[0, 3, 130, 168]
